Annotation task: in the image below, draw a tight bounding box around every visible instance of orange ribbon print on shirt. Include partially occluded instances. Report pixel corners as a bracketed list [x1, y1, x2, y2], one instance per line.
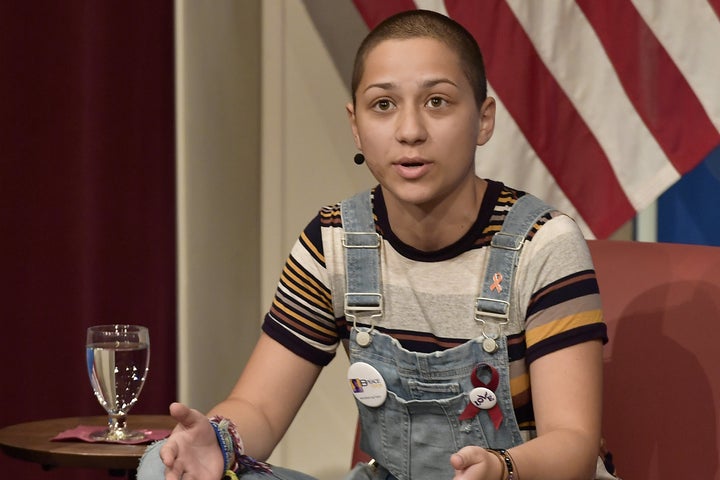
[489, 272, 503, 293]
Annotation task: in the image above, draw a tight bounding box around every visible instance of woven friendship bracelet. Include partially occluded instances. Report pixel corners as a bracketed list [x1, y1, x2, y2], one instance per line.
[487, 448, 518, 480]
[209, 415, 273, 476]
[223, 469, 240, 480]
[209, 416, 240, 472]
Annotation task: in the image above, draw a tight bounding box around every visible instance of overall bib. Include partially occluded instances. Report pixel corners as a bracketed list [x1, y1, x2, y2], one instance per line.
[341, 191, 551, 480]
[137, 191, 617, 480]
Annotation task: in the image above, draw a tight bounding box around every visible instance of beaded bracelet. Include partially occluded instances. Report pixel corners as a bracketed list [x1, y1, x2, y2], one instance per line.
[485, 448, 507, 480]
[487, 448, 518, 480]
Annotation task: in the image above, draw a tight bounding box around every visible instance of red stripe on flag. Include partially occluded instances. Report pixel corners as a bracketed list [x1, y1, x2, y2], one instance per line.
[709, 0, 720, 21]
[577, 0, 720, 174]
[351, 0, 417, 29]
[445, 0, 635, 238]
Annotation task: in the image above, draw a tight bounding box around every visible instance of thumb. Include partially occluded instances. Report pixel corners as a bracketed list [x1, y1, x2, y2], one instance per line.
[169, 402, 199, 428]
[450, 451, 467, 470]
[451, 446, 491, 470]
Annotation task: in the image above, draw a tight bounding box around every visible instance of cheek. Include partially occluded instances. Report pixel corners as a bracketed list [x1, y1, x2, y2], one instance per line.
[363, 159, 387, 184]
[356, 124, 390, 155]
[439, 119, 481, 149]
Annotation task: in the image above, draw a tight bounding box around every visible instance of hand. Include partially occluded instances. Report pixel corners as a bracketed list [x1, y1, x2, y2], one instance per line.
[159, 402, 225, 480]
[451, 446, 503, 480]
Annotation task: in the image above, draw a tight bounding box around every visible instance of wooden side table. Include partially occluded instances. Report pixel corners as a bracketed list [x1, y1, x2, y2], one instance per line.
[0, 415, 175, 477]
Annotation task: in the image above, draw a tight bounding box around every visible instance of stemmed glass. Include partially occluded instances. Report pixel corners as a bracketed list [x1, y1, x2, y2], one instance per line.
[86, 324, 150, 441]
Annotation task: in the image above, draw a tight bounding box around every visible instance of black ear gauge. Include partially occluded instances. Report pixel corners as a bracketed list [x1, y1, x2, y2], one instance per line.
[354, 153, 365, 165]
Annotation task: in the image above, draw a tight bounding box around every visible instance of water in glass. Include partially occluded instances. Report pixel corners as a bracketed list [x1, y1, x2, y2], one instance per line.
[86, 324, 150, 441]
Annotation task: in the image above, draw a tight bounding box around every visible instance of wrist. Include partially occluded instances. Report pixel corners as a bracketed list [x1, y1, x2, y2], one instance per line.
[485, 448, 507, 480]
[208, 415, 273, 476]
[209, 415, 244, 473]
[485, 448, 519, 480]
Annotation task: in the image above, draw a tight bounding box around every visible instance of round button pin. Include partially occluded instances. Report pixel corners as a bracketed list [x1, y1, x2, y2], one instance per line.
[347, 361, 387, 407]
[469, 387, 497, 410]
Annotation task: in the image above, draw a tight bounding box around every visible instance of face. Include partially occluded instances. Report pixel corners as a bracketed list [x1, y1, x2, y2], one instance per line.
[348, 37, 495, 210]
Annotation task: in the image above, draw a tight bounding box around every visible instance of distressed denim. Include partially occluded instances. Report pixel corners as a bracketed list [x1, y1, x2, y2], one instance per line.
[348, 327, 523, 480]
[136, 439, 319, 480]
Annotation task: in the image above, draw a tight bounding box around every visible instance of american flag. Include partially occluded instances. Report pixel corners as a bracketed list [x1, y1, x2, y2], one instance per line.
[304, 0, 720, 239]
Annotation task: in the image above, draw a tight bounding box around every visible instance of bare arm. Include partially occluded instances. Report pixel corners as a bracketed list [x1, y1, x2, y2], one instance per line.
[207, 332, 323, 460]
[453, 339, 603, 479]
[510, 339, 603, 478]
[158, 333, 323, 479]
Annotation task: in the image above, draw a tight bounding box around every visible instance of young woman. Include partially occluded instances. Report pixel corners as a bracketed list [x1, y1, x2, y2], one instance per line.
[139, 10, 614, 480]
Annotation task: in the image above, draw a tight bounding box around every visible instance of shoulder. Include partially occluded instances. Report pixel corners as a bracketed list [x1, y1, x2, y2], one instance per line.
[484, 185, 556, 243]
[504, 188, 596, 300]
[294, 199, 347, 261]
[527, 212, 591, 263]
[493, 183, 583, 246]
[314, 187, 377, 231]
[295, 188, 378, 270]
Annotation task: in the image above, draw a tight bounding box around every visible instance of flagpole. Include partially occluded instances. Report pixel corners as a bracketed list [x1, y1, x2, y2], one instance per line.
[635, 201, 658, 243]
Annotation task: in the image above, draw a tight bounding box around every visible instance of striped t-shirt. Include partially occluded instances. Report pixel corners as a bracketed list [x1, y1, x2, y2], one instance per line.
[262, 180, 606, 430]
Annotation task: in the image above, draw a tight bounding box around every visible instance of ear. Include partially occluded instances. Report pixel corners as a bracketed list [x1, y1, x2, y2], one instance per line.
[476, 97, 496, 146]
[346, 102, 362, 150]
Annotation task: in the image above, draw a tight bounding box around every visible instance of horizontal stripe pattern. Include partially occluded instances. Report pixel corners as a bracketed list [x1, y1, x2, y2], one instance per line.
[262, 184, 606, 429]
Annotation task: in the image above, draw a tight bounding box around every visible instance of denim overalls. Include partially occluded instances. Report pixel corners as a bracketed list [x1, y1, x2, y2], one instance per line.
[136, 191, 554, 480]
[342, 191, 551, 480]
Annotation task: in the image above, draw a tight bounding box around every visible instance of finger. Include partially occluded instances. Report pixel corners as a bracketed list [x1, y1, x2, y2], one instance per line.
[450, 452, 466, 470]
[451, 446, 492, 474]
[159, 439, 179, 467]
[169, 402, 199, 428]
[454, 446, 487, 464]
[159, 441, 185, 480]
[164, 469, 181, 480]
[166, 460, 187, 480]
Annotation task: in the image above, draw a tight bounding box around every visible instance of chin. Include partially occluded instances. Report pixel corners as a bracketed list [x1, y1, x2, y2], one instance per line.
[385, 184, 440, 208]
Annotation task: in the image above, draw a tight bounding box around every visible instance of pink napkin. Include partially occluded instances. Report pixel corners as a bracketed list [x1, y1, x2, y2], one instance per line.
[51, 425, 171, 445]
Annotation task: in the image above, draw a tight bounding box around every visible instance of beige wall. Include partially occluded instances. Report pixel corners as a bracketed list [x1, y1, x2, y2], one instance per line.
[175, 0, 262, 410]
[177, 1, 370, 478]
[262, 2, 373, 477]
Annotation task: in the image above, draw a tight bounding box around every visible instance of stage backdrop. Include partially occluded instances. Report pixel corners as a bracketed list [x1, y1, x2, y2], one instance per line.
[0, 2, 176, 478]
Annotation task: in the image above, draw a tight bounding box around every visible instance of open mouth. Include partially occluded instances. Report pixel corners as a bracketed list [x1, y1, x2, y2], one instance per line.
[399, 159, 425, 168]
[394, 159, 429, 179]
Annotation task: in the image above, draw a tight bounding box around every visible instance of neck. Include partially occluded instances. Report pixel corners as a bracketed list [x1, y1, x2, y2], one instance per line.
[385, 177, 487, 251]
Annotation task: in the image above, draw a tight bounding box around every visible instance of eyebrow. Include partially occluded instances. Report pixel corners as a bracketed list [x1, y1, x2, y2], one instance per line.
[363, 77, 459, 94]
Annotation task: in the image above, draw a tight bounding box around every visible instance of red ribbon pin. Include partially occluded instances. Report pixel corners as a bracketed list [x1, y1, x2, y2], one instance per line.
[458, 363, 504, 429]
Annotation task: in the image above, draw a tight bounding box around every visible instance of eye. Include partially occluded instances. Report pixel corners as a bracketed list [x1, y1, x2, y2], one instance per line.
[372, 98, 395, 112]
[426, 96, 447, 108]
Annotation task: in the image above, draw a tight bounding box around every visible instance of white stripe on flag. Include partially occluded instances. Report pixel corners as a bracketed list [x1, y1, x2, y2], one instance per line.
[505, 0, 679, 212]
[633, 0, 720, 131]
[475, 84, 595, 237]
[413, 0, 446, 12]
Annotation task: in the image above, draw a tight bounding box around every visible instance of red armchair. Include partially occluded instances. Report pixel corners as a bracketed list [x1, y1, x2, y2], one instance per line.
[591, 239, 720, 479]
[352, 240, 720, 479]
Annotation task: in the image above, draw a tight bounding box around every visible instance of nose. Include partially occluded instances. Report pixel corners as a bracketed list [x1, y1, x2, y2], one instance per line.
[394, 106, 427, 145]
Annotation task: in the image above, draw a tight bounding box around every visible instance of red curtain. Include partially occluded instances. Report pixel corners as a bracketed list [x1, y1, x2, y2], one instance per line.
[0, 1, 177, 478]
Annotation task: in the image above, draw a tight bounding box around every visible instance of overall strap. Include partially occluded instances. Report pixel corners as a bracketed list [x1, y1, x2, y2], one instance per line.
[341, 190, 552, 323]
[341, 190, 382, 316]
[476, 194, 554, 321]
